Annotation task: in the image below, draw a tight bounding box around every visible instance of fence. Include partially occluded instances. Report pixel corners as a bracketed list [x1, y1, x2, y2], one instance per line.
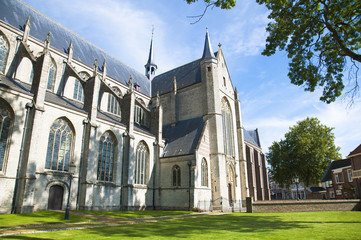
[196, 197, 245, 212]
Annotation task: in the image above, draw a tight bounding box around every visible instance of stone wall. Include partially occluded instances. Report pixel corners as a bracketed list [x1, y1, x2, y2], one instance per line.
[246, 198, 361, 213]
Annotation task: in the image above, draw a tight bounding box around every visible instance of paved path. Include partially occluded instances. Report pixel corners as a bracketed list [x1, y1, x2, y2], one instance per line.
[0, 211, 224, 237]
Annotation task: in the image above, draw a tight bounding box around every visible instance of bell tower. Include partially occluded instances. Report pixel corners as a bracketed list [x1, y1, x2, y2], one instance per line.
[145, 26, 157, 81]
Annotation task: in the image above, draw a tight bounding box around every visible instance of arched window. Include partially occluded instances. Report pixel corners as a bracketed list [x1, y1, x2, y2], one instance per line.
[201, 158, 208, 187]
[134, 141, 148, 185]
[45, 118, 74, 171]
[0, 101, 13, 172]
[172, 165, 181, 187]
[221, 98, 235, 157]
[107, 88, 121, 116]
[134, 105, 149, 127]
[97, 132, 116, 182]
[47, 61, 56, 90]
[0, 33, 9, 74]
[73, 79, 84, 102]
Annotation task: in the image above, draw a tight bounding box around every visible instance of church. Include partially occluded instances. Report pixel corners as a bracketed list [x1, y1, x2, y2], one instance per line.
[0, 0, 270, 214]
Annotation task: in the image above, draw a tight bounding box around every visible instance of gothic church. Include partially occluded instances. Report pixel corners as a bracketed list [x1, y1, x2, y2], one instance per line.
[0, 0, 270, 213]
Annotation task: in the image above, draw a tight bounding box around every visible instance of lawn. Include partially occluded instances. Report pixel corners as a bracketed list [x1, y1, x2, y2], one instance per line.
[78, 210, 194, 219]
[0, 211, 93, 227]
[2, 211, 361, 239]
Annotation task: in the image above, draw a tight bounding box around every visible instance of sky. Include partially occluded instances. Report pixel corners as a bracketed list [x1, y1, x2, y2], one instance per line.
[21, 0, 361, 158]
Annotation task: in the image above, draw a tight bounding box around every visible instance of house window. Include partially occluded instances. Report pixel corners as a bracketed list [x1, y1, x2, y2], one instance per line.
[347, 169, 352, 182]
[0, 34, 9, 74]
[134, 141, 148, 185]
[329, 190, 335, 198]
[107, 92, 121, 116]
[97, 132, 116, 182]
[73, 79, 84, 102]
[201, 158, 208, 187]
[335, 172, 344, 183]
[0, 101, 13, 172]
[221, 98, 235, 157]
[47, 61, 56, 90]
[45, 118, 73, 171]
[172, 165, 181, 187]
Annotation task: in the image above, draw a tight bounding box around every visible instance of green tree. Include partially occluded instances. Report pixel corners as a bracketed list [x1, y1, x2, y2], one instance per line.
[186, 0, 236, 10]
[267, 117, 341, 188]
[256, 0, 361, 103]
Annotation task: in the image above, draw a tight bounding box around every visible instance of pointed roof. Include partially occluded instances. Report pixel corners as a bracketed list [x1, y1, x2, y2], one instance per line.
[348, 144, 361, 157]
[321, 159, 351, 182]
[243, 128, 261, 148]
[146, 33, 156, 66]
[202, 28, 216, 59]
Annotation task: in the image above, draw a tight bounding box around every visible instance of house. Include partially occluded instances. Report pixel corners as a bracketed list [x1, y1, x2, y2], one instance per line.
[347, 144, 361, 199]
[321, 159, 356, 199]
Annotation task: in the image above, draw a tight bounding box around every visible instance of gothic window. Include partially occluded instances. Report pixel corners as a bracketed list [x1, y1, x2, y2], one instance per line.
[0, 34, 9, 74]
[134, 141, 148, 185]
[134, 105, 149, 128]
[172, 165, 181, 187]
[47, 61, 56, 90]
[73, 79, 84, 102]
[221, 98, 235, 157]
[201, 158, 208, 187]
[97, 132, 116, 182]
[45, 118, 74, 171]
[0, 101, 13, 172]
[107, 88, 121, 116]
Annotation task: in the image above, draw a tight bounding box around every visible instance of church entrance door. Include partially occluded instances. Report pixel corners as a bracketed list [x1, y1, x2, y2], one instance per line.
[48, 185, 63, 210]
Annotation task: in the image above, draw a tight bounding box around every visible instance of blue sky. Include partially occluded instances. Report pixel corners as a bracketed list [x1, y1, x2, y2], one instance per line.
[22, 0, 360, 158]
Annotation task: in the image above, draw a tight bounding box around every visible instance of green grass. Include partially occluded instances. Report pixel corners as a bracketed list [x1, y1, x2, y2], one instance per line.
[2, 211, 361, 239]
[0, 211, 93, 227]
[78, 210, 194, 219]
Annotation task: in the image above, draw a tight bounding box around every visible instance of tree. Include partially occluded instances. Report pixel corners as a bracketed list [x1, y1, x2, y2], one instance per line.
[185, 0, 236, 23]
[267, 117, 341, 188]
[256, 0, 361, 103]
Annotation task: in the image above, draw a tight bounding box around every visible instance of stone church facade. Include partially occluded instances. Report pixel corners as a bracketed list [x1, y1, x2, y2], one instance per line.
[0, 0, 269, 214]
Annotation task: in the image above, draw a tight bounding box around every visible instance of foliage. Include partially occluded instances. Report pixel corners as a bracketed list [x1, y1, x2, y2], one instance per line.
[256, 0, 361, 103]
[267, 117, 341, 187]
[186, 0, 236, 10]
[10, 212, 361, 239]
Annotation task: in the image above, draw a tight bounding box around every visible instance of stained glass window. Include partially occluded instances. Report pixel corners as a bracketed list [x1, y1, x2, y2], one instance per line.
[45, 119, 73, 171]
[0, 34, 9, 74]
[201, 159, 208, 187]
[97, 132, 116, 181]
[172, 165, 181, 187]
[47, 61, 56, 90]
[134, 141, 148, 185]
[0, 102, 13, 172]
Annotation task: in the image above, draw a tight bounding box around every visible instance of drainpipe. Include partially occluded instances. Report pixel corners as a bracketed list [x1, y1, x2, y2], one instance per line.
[152, 141, 158, 210]
[76, 118, 88, 210]
[120, 132, 128, 210]
[188, 161, 192, 211]
[11, 102, 33, 214]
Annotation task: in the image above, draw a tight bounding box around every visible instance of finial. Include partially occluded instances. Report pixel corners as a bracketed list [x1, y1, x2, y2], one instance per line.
[156, 91, 160, 107]
[128, 75, 134, 93]
[23, 16, 31, 42]
[102, 59, 107, 80]
[173, 76, 177, 93]
[68, 40, 73, 63]
[152, 24, 155, 36]
[93, 58, 98, 75]
[218, 43, 222, 48]
[44, 32, 50, 50]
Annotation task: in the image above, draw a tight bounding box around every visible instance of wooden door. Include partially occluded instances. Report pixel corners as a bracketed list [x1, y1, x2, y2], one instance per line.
[48, 185, 63, 210]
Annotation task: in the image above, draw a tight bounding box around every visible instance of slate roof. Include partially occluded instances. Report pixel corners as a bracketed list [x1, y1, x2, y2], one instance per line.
[0, 0, 150, 96]
[151, 59, 202, 96]
[243, 128, 261, 148]
[306, 187, 326, 193]
[162, 116, 205, 157]
[321, 158, 351, 182]
[0, 74, 32, 95]
[348, 144, 361, 157]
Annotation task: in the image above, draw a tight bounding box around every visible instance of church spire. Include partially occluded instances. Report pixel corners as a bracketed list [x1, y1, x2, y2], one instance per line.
[145, 25, 157, 81]
[202, 28, 215, 59]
